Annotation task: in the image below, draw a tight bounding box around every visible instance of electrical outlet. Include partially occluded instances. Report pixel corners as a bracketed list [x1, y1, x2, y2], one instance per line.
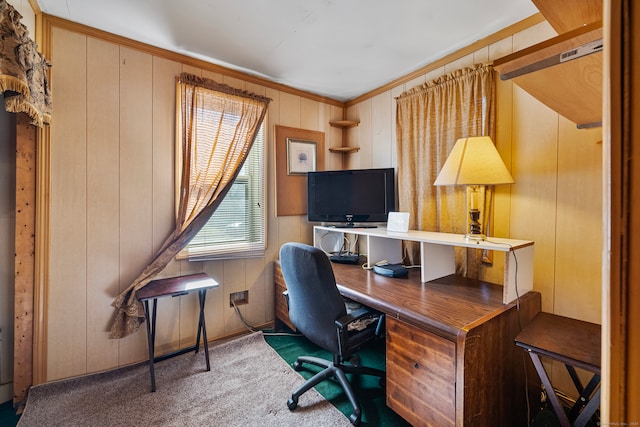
[229, 290, 249, 307]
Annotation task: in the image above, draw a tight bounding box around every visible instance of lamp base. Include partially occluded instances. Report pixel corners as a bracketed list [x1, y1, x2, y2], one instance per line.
[465, 233, 486, 241]
[467, 209, 484, 241]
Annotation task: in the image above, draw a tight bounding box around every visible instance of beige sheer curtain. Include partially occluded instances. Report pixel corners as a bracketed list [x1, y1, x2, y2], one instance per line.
[109, 73, 271, 338]
[396, 64, 496, 277]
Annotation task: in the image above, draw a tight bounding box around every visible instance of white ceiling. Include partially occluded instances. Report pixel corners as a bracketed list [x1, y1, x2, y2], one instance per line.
[35, 0, 538, 102]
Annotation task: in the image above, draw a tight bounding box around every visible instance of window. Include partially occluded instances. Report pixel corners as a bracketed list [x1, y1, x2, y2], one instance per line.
[180, 121, 266, 261]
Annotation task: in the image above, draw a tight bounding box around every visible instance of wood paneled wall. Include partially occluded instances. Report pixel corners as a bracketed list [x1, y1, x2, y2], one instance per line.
[343, 20, 603, 399]
[346, 21, 603, 324]
[38, 19, 344, 382]
[35, 13, 603, 398]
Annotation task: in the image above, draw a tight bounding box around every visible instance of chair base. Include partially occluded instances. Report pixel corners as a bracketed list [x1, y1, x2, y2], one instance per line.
[287, 355, 385, 426]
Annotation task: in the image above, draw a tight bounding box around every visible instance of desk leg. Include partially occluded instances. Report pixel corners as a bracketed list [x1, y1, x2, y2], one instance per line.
[528, 351, 571, 427]
[143, 299, 158, 392]
[197, 290, 211, 371]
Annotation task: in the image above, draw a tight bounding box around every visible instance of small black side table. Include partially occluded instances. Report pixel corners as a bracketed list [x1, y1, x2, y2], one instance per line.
[515, 312, 601, 427]
[137, 272, 220, 392]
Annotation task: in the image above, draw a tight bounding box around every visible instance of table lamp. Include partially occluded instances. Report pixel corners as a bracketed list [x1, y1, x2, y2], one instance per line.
[433, 136, 514, 240]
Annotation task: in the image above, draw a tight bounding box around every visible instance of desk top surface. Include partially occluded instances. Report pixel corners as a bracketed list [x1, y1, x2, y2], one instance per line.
[137, 273, 219, 301]
[328, 262, 532, 340]
[515, 312, 601, 372]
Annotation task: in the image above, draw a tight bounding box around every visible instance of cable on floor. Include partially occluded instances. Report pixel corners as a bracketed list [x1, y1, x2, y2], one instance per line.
[230, 299, 302, 337]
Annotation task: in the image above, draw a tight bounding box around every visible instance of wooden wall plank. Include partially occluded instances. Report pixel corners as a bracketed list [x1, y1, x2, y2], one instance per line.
[278, 92, 301, 128]
[512, 20, 557, 51]
[85, 36, 120, 373]
[476, 37, 518, 285]
[201, 261, 225, 340]
[349, 99, 371, 170]
[117, 46, 153, 365]
[443, 53, 474, 74]
[510, 86, 559, 313]
[554, 118, 603, 323]
[221, 259, 247, 335]
[13, 114, 35, 406]
[265, 88, 282, 257]
[150, 56, 183, 355]
[371, 91, 393, 168]
[47, 27, 89, 381]
[0, 105, 16, 405]
[152, 57, 181, 258]
[244, 257, 268, 326]
[300, 97, 320, 132]
[472, 35, 518, 286]
[325, 105, 344, 171]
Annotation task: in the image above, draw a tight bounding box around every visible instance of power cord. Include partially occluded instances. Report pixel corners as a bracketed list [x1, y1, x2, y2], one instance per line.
[230, 299, 259, 333]
[230, 299, 303, 337]
[317, 232, 337, 256]
[340, 233, 359, 257]
[362, 259, 390, 270]
[483, 240, 520, 312]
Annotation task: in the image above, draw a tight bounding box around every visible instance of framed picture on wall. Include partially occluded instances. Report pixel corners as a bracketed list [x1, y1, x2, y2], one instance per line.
[274, 125, 325, 216]
[286, 138, 317, 175]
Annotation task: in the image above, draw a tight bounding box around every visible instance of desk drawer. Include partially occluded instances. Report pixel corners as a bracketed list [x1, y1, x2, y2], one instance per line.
[274, 262, 295, 331]
[386, 317, 456, 427]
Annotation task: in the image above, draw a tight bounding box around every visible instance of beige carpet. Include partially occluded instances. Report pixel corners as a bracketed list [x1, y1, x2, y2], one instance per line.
[18, 332, 351, 426]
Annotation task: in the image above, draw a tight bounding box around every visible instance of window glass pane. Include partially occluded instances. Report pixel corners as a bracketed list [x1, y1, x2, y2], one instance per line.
[181, 122, 265, 261]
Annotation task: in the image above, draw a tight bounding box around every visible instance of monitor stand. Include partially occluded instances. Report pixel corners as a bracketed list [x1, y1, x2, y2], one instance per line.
[333, 223, 377, 229]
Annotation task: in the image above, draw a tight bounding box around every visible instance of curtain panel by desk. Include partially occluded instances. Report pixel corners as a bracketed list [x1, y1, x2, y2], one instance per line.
[396, 64, 496, 277]
[109, 73, 270, 339]
[0, 0, 51, 127]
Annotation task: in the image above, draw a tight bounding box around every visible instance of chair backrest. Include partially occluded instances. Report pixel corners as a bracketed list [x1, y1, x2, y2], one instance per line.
[279, 242, 347, 353]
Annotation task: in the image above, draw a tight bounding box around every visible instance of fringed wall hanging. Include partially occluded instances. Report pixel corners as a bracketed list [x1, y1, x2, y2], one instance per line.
[0, 0, 51, 127]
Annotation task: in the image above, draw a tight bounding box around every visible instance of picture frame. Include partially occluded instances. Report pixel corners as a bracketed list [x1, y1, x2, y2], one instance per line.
[286, 138, 317, 175]
[274, 125, 325, 216]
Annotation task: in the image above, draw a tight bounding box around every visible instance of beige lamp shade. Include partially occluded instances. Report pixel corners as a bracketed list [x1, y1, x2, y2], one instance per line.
[434, 136, 514, 186]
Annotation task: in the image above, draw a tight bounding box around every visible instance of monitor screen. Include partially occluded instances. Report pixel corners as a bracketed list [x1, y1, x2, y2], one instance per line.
[307, 168, 395, 226]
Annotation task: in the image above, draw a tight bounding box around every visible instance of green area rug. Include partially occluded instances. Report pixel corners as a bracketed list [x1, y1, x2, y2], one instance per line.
[263, 331, 410, 426]
[0, 400, 20, 426]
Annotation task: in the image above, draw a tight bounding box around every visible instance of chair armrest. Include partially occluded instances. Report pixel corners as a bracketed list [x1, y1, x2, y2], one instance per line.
[335, 307, 385, 356]
[335, 307, 379, 330]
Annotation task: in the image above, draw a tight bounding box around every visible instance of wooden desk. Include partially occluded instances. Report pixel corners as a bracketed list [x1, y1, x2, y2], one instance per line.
[515, 312, 601, 427]
[274, 261, 541, 426]
[137, 273, 219, 392]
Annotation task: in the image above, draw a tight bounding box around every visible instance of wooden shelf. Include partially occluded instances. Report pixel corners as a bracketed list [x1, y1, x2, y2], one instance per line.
[329, 146, 360, 154]
[329, 119, 360, 163]
[329, 120, 359, 129]
[313, 226, 534, 305]
[493, 0, 603, 129]
[532, 0, 602, 33]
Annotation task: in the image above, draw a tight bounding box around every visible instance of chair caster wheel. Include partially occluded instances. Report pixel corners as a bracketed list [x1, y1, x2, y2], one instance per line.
[349, 412, 361, 426]
[292, 361, 302, 371]
[287, 398, 297, 411]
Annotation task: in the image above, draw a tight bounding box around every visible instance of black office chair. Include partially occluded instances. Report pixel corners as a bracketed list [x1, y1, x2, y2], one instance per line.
[279, 242, 385, 426]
